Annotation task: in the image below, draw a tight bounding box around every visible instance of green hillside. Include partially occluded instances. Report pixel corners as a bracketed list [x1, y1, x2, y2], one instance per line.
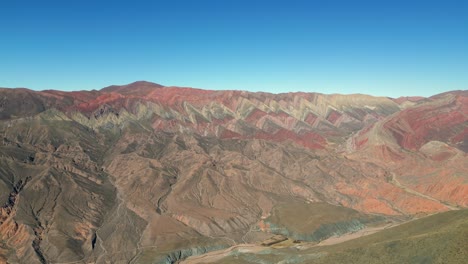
[215, 209, 468, 264]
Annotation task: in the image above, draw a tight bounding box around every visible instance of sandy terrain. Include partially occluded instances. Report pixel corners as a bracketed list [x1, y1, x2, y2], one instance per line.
[181, 244, 267, 264]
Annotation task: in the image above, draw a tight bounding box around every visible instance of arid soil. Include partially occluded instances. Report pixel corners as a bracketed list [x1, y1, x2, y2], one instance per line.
[0, 82, 466, 263]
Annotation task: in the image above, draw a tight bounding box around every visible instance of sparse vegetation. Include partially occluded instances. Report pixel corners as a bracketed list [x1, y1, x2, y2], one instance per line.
[265, 201, 383, 241]
[213, 210, 468, 264]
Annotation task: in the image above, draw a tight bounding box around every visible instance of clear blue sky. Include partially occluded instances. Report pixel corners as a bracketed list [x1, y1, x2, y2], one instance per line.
[1, 0, 467, 97]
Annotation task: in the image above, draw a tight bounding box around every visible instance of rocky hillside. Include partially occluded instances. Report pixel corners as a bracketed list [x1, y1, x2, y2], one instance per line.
[0, 82, 466, 263]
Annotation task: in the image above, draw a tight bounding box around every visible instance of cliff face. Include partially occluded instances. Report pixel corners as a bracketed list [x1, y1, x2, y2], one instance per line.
[0, 82, 466, 263]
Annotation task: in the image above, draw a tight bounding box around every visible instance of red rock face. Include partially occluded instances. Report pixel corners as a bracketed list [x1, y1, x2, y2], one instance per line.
[346, 91, 468, 213]
[0, 178, 36, 261]
[383, 92, 467, 151]
[326, 110, 342, 124]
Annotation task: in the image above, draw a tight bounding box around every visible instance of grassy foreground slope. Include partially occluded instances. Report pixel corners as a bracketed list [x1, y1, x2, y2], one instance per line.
[263, 201, 385, 242]
[307, 209, 468, 264]
[215, 209, 468, 264]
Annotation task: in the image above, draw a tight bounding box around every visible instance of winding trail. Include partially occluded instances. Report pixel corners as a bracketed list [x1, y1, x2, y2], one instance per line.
[181, 223, 397, 264]
[181, 244, 263, 264]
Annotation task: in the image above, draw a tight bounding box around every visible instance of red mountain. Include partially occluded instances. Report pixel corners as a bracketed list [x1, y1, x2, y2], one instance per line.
[0, 82, 466, 263]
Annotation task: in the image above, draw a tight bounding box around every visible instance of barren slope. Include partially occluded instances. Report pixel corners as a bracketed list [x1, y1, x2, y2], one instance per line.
[0, 82, 466, 263]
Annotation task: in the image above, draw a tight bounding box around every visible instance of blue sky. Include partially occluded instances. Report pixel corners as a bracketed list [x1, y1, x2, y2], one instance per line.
[1, 0, 467, 97]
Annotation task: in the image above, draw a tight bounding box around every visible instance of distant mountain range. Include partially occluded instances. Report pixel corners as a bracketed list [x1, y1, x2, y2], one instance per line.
[0, 81, 466, 263]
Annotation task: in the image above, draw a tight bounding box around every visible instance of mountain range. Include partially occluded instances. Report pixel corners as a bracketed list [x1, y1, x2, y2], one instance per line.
[0, 81, 466, 263]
